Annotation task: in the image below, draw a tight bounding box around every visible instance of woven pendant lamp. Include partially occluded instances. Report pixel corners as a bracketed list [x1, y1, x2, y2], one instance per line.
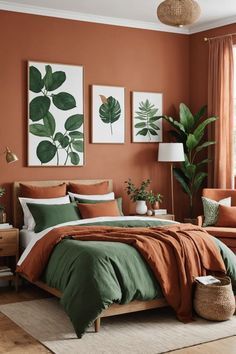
[157, 0, 201, 27]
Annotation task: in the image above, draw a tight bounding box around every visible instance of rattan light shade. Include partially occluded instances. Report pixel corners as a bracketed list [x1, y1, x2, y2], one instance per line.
[157, 0, 201, 27]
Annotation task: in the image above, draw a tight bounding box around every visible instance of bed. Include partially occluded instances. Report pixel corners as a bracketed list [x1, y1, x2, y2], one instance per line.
[14, 180, 236, 338]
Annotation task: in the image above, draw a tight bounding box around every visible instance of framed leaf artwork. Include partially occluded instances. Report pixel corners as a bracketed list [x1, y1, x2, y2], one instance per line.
[92, 85, 125, 143]
[132, 91, 163, 143]
[28, 61, 84, 166]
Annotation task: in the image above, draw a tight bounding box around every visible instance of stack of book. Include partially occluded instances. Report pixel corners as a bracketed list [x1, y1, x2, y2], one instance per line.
[0, 266, 13, 278]
[152, 209, 167, 215]
[0, 223, 13, 229]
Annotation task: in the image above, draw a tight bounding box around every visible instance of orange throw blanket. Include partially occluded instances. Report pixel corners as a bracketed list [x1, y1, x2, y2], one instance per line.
[17, 223, 226, 322]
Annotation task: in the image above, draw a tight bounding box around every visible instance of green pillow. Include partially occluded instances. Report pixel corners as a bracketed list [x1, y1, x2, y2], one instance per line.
[27, 202, 80, 233]
[202, 196, 231, 227]
[74, 197, 124, 216]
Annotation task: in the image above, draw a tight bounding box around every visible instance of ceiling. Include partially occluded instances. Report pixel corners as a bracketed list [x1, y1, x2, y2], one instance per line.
[1, 0, 236, 34]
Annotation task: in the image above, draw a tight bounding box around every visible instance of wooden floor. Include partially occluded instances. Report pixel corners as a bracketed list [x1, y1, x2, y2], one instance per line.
[0, 285, 235, 354]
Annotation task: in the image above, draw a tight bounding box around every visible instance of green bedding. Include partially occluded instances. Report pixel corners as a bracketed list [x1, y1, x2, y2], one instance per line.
[42, 219, 236, 338]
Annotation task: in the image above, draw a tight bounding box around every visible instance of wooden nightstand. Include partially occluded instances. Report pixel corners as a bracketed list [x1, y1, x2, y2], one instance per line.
[131, 214, 175, 221]
[145, 214, 175, 221]
[0, 228, 19, 291]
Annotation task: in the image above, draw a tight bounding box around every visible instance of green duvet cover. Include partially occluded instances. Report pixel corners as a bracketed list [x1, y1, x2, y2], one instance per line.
[42, 219, 236, 338]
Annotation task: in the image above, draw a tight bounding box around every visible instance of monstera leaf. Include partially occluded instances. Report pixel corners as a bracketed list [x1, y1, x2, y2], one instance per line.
[99, 95, 121, 135]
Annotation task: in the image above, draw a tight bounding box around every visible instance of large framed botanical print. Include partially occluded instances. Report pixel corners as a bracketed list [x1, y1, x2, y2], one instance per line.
[132, 91, 163, 143]
[92, 85, 125, 143]
[28, 61, 84, 166]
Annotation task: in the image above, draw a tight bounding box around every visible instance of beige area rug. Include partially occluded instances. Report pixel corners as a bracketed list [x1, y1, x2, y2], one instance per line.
[0, 298, 236, 354]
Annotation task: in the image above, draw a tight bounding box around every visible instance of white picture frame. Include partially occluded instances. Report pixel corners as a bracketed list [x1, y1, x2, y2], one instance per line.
[132, 91, 163, 143]
[92, 85, 125, 143]
[28, 61, 84, 166]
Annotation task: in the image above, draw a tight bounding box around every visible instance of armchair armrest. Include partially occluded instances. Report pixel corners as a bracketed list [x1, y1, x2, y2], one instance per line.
[197, 215, 204, 227]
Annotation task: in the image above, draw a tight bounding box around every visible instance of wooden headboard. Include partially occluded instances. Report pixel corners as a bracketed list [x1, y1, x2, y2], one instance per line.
[13, 179, 113, 228]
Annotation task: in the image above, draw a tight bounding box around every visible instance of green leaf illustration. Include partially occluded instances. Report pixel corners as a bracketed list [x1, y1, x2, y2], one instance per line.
[135, 99, 160, 140]
[43, 65, 66, 91]
[43, 65, 53, 91]
[30, 96, 51, 121]
[52, 92, 76, 110]
[72, 140, 83, 152]
[69, 152, 80, 165]
[36, 140, 57, 163]
[65, 114, 83, 131]
[43, 112, 55, 136]
[29, 66, 44, 93]
[29, 124, 51, 137]
[54, 132, 64, 143]
[69, 131, 84, 139]
[60, 136, 70, 148]
[99, 95, 121, 135]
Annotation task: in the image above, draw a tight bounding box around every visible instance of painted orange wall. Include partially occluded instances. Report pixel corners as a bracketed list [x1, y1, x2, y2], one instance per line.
[0, 10, 190, 221]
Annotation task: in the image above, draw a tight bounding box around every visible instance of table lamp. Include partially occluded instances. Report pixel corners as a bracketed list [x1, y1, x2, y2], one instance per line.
[158, 143, 185, 215]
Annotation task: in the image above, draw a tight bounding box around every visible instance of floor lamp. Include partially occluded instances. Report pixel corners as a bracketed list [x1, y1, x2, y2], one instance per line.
[158, 143, 185, 216]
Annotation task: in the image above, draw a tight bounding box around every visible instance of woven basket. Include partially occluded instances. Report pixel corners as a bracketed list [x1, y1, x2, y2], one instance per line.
[194, 276, 235, 321]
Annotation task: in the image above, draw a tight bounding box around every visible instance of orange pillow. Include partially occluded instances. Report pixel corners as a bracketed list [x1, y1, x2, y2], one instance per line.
[77, 200, 120, 219]
[68, 181, 109, 195]
[216, 205, 236, 227]
[20, 183, 66, 198]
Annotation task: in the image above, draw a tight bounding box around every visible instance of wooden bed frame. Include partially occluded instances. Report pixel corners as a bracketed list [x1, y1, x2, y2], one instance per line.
[13, 179, 168, 332]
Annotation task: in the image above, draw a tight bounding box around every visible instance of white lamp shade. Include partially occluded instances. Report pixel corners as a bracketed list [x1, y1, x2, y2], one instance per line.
[158, 143, 185, 162]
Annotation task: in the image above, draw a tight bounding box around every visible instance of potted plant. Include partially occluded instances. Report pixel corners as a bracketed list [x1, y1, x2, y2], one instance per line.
[158, 103, 217, 219]
[147, 191, 163, 210]
[0, 187, 6, 223]
[124, 178, 151, 215]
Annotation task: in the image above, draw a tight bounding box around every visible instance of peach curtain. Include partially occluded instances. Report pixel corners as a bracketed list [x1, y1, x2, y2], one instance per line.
[208, 35, 234, 188]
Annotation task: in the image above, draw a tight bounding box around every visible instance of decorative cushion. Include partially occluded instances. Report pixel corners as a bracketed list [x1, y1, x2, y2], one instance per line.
[68, 181, 109, 195]
[68, 191, 115, 202]
[216, 205, 236, 227]
[75, 197, 123, 216]
[26, 202, 80, 233]
[20, 183, 67, 198]
[19, 195, 71, 230]
[202, 196, 231, 227]
[77, 200, 120, 219]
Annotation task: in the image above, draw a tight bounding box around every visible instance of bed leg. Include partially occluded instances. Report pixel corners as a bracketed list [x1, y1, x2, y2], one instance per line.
[94, 317, 101, 332]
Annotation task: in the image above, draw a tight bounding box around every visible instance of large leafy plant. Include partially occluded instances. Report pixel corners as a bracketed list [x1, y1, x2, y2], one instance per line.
[29, 65, 84, 166]
[135, 99, 160, 140]
[99, 95, 121, 135]
[159, 103, 217, 217]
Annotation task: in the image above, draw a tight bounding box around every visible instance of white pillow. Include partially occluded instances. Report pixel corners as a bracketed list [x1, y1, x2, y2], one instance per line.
[19, 195, 70, 230]
[68, 192, 115, 202]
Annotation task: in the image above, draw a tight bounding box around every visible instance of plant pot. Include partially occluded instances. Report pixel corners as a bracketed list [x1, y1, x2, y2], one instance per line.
[152, 201, 160, 210]
[135, 200, 148, 215]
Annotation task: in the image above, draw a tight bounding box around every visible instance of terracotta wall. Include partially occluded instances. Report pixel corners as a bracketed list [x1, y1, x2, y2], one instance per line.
[0, 10, 190, 221]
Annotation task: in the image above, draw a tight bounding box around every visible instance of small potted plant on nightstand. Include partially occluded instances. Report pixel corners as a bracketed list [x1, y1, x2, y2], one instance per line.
[147, 191, 163, 210]
[124, 178, 151, 215]
[0, 187, 6, 223]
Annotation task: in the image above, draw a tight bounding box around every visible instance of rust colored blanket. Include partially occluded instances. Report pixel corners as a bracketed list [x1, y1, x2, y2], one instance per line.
[17, 223, 226, 322]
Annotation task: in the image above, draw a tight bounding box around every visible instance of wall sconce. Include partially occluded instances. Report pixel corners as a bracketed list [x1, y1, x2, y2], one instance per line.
[4, 147, 18, 164]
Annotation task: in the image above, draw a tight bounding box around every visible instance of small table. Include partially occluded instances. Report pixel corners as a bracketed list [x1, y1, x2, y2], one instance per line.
[0, 227, 19, 291]
[131, 214, 175, 221]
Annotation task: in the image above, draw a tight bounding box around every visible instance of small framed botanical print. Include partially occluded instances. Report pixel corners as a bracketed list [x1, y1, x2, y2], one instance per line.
[92, 85, 125, 143]
[132, 91, 163, 143]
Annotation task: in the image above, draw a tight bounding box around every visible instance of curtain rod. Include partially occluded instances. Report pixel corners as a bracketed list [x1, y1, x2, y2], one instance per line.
[204, 33, 236, 42]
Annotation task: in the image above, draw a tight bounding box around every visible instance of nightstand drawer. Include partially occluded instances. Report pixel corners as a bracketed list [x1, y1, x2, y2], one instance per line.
[0, 243, 17, 256]
[0, 230, 18, 244]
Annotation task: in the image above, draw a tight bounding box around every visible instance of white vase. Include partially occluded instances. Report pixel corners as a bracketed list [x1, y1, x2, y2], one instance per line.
[135, 200, 148, 215]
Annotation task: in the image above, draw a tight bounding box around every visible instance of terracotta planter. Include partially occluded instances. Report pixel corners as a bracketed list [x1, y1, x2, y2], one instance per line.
[152, 201, 160, 210]
[0, 210, 6, 223]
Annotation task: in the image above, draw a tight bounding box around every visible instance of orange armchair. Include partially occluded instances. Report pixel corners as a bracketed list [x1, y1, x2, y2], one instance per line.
[198, 188, 236, 253]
